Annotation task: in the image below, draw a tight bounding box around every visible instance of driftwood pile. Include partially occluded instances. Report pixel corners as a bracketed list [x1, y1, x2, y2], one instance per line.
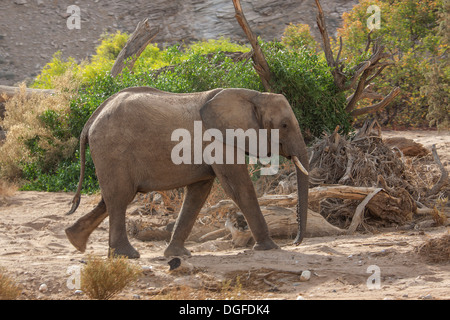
[127, 121, 448, 248]
[306, 121, 448, 231]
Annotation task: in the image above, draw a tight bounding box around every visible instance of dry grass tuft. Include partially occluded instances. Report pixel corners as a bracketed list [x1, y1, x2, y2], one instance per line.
[0, 71, 80, 180]
[0, 268, 22, 300]
[81, 254, 142, 300]
[0, 180, 17, 203]
[417, 233, 450, 264]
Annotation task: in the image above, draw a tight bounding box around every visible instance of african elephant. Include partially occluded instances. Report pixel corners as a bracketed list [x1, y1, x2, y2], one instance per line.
[65, 87, 309, 259]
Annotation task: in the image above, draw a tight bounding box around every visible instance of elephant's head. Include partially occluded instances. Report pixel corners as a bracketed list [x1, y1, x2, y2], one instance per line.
[200, 88, 309, 245]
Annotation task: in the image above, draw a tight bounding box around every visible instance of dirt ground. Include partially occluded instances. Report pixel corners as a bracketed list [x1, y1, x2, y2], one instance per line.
[0, 130, 449, 300]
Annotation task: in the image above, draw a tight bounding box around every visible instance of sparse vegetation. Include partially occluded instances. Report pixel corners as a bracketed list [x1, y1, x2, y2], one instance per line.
[80, 255, 142, 300]
[0, 268, 21, 300]
[338, 0, 449, 128]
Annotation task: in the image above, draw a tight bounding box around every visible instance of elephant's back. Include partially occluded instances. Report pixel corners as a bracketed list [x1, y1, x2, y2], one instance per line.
[86, 87, 221, 163]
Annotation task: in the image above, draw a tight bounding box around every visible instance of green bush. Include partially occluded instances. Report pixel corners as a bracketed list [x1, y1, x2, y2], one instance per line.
[338, 0, 448, 128]
[263, 41, 350, 139]
[21, 148, 98, 193]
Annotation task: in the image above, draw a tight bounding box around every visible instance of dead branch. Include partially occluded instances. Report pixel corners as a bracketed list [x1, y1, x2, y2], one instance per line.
[350, 86, 401, 117]
[314, 0, 399, 117]
[346, 84, 384, 104]
[315, 0, 347, 89]
[232, 0, 273, 92]
[111, 19, 159, 78]
[0, 85, 54, 103]
[427, 144, 449, 196]
[347, 188, 382, 234]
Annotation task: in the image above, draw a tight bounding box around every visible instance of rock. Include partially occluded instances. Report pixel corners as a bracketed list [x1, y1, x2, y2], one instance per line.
[168, 257, 194, 275]
[299, 270, 311, 282]
[0, 129, 6, 142]
[0, 0, 357, 86]
[38, 283, 48, 293]
[142, 266, 153, 275]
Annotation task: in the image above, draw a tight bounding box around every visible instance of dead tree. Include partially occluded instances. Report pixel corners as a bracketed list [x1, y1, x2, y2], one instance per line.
[232, 0, 273, 92]
[314, 0, 400, 118]
[111, 19, 159, 78]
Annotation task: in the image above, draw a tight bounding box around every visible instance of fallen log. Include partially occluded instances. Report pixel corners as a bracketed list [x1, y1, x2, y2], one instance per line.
[261, 185, 416, 231]
[383, 137, 429, 157]
[225, 207, 345, 247]
[0, 85, 54, 103]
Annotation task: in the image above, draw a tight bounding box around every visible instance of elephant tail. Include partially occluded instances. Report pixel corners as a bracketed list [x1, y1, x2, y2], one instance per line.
[66, 130, 89, 215]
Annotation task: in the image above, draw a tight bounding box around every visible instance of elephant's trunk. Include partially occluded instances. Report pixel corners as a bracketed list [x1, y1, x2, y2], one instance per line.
[292, 155, 309, 245]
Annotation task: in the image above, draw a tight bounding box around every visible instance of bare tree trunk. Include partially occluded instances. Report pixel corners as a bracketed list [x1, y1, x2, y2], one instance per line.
[110, 19, 159, 78]
[232, 0, 273, 92]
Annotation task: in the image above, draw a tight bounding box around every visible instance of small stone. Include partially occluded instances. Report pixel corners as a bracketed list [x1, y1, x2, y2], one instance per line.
[168, 257, 194, 274]
[39, 283, 48, 293]
[74, 290, 83, 295]
[299, 270, 311, 282]
[142, 266, 153, 275]
[14, 0, 27, 5]
[296, 295, 306, 300]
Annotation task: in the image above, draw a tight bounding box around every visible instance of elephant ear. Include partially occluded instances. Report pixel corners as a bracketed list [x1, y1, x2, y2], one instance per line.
[200, 89, 263, 142]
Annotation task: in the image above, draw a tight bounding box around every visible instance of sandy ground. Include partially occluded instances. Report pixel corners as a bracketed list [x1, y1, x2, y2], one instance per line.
[0, 130, 449, 300]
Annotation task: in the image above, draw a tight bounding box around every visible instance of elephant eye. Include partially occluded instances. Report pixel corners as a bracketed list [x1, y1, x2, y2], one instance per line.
[282, 123, 288, 128]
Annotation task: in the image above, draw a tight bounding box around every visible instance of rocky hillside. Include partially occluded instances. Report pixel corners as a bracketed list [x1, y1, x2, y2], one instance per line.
[0, 0, 357, 86]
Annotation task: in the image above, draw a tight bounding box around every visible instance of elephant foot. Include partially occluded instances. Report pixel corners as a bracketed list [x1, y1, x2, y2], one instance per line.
[65, 225, 88, 253]
[109, 244, 140, 259]
[253, 239, 279, 251]
[164, 244, 191, 257]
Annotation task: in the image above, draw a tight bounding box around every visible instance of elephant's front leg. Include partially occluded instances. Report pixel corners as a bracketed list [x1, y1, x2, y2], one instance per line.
[164, 179, 215, 257]
[212, 163, 279, 251]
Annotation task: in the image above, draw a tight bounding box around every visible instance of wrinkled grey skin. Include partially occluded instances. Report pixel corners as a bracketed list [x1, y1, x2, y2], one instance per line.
[65, 87, 309, 258]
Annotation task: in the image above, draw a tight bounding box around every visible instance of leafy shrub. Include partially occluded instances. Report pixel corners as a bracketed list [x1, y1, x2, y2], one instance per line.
[80, 255, 141, 300]
[423, 0, 450, 130]
[281, 23, 318, 52]
[32, 51, 81, 89]
[338, 0, 448, 128]
[21, 148, 98, 193]
[0, 73, 79, 181]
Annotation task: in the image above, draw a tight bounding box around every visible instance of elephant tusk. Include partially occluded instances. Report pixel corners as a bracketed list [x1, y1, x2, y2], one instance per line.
[292, 156, 309, 176]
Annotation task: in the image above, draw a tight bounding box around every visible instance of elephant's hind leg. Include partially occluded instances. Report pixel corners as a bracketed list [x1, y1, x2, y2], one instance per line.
[164, 179, 214, 257]
[65, 198, 108, 253]
[106, 191, 140, 259]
